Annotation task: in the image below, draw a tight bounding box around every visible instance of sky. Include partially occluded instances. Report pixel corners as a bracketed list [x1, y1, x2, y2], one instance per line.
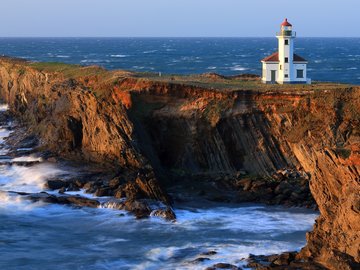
[0, 0, 360, 37]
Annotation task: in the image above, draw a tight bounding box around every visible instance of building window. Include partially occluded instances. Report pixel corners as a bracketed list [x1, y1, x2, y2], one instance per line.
[280, 65, 282, 70]
[285, 57, 289, 63]
[285, 74, 289, 78]
[285, 40, 289, 45]
[297, 69, 304, 78]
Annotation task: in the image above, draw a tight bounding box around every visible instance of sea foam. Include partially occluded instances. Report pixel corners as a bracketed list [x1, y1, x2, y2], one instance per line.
[0, 163, 64, 193]
[0, 104, 9, 112]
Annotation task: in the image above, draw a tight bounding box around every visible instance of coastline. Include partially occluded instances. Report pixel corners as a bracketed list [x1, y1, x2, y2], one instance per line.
[0, 57, 359, 269]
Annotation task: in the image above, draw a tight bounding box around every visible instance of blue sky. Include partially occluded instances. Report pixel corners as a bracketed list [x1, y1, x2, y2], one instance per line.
[1, 0, 359, 37]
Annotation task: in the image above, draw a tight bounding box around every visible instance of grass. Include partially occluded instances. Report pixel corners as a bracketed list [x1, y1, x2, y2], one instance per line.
[134, 72, 352, 93]
[135, 72, 263, 91]
[29, 62, 108, 78]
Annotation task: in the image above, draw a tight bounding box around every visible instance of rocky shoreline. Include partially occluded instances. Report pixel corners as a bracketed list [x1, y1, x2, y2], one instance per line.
[168, 170, 316, 209]
[1, 115, 176, 220]
[0, 57, 359, 269]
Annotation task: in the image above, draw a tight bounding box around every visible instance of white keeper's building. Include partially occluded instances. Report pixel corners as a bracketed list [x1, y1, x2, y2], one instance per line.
[261, 19, 311, 84]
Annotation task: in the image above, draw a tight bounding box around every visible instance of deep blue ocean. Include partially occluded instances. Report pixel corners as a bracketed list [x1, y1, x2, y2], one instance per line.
[0, 37, 360, 85]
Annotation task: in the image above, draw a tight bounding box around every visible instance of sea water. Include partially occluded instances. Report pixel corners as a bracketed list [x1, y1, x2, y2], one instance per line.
[0, 104, 318, 270]
[0, 37, 359, 85]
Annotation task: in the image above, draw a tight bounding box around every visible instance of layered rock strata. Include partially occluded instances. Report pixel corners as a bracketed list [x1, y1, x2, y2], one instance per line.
[0, 58, 358, 269]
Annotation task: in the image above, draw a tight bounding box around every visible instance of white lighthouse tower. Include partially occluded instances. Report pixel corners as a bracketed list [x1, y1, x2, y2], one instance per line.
[261, 19, 310, 84]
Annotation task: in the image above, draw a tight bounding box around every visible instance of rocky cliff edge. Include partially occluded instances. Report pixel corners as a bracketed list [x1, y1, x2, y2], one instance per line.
[0, 58, 359, 269]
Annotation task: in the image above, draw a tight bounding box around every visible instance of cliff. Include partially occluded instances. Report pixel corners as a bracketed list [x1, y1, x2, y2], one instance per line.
[0, 58, 171, 206]
[0, 58, 359, 269]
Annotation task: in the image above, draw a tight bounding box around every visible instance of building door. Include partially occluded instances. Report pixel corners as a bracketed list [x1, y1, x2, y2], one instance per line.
[271, 70, 276, 83]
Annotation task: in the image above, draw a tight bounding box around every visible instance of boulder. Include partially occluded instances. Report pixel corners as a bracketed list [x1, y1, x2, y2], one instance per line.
[109, 177, 121, 188]
[191, 257, 210, 264]
[45, 179, 68, 190]
[206, 263, 241, 270]
[201, 251, 217, 256]
[66, 183, 80, 192]
[95, 187, 111, 197]
[151, 207, 176, 221]
[114, 187, 126, 199]
[236, 178, 253, 191]
[124, 200, 151, 219]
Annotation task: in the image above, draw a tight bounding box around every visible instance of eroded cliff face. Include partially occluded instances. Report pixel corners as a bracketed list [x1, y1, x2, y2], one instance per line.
[256, 91, 360, 269]
[115, 76, 360, 269]
[0, 58, 359, 269]
[0, 59, 170, 204]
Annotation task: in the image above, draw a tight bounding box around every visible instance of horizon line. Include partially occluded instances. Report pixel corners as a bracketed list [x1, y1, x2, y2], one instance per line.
[0, 36, 360, 39]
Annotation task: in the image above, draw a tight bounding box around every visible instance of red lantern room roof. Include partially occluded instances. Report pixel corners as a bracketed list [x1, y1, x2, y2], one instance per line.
[281, 18, 292, 27]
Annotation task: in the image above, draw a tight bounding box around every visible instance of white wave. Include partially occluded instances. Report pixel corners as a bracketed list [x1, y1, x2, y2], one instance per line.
[173, 206, 317, 233]
[207, 66, 217, 70]
[135, 238, 307, 270]
[230, 65, 249, 71]
[80, 59, 103, 63]
[12, 155, 43, 163]
[0, 163, 64, 193]
[132, 66, 145, 70]
[56, 55, 70, 58]
[181, 56, 196, 61]
[125, 205, 317, 269]
[0, 104, 9, 112]
[143, 50, 158, 54]
[19, 56, 35, 59]
[0, 150, 9, 155]
[47, 188, 108, 200]
[0, 191, 48, 212]
[0, 128, 11, 137]
[16, 148, 33, 151]
[347, 67, 357, 70]
[110, 54, 129, 58]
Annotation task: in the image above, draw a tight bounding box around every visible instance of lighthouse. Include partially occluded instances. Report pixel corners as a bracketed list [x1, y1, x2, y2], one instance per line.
[261, 19, 310, 84]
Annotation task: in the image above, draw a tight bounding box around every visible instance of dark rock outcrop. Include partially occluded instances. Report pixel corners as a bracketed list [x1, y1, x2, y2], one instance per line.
[206, 263, 242, 270]
[246, 252, 327, 270]
[28, 192, 101, 208]
[151, 207, 176, 221]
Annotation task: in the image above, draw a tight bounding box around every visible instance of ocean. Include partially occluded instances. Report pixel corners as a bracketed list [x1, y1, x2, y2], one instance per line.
[0, 37, 359, 85]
